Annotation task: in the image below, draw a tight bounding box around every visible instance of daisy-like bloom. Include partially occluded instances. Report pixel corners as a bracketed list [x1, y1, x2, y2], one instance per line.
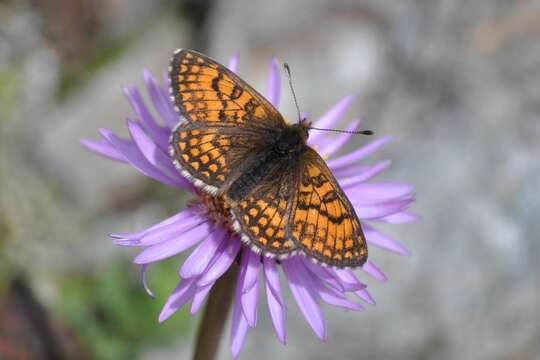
[81, 54, 418, 358]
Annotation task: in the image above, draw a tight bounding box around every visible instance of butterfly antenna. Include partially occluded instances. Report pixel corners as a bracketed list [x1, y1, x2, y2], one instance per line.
[283, 63, 303, 123]
[308, 127, 374, 135]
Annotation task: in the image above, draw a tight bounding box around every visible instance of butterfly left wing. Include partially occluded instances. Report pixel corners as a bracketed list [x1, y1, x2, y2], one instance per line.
[289, 148, 368, 268]
[229, 160, 299, 258]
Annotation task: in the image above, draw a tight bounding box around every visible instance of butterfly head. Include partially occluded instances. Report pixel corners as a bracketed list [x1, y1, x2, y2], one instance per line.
[275, 122, 309, 157]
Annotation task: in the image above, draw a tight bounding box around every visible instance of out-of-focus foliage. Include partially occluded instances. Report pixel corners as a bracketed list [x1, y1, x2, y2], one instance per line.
[58, 259, 194, 360]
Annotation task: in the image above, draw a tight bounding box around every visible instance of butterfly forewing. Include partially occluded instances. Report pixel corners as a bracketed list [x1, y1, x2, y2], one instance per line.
[169, 49, 285, 127]
[289, 148, 368, 267]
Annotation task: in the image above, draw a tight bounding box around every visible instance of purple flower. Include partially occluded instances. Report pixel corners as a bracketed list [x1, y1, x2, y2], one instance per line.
[81, 54, 418, 358]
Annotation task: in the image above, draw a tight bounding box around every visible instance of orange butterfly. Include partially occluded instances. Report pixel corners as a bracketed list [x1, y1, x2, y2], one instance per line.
[168, 49, 367, 268]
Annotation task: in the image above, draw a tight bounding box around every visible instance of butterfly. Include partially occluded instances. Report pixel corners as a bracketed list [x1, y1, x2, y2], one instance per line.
[168, 49, 367, 268]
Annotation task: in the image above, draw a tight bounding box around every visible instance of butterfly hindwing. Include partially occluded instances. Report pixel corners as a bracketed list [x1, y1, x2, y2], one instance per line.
[289, 148, 368, 268]
[170, 122, 267, 194]
[230, 159, 299, 257]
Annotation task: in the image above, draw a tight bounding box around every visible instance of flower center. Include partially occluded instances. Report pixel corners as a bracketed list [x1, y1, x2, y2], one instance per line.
[197, 193, 235, 234]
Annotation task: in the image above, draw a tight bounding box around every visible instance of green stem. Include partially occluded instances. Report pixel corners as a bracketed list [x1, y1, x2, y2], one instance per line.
[192, 263, 239, 360]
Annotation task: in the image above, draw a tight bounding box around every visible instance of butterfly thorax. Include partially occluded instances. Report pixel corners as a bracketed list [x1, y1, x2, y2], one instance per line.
[273, 123, 309, 158]
[227, 124, 308, 202]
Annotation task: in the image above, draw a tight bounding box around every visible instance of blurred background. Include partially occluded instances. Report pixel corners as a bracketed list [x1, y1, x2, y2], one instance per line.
[1, 0, 539, 359]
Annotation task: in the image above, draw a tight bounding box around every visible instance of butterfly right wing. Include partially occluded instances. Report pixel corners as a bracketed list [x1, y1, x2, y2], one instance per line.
[169, 49, 286, 128]
[289, 148, 368, 268]
[169, 49, 288, 193]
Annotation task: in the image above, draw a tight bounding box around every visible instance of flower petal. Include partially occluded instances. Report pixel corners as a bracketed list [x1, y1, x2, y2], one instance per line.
[303, 260, 345, 292]
[99, 128, 183, 187]
[143, 69, 178, 128]
[180, 229, 227, 278]
[263, 258, 285, 305]
[240, 251, 260, 327]
[124, 86, 169, 149]
[111, 207, 198, 243]
[263, 258, 287, 344]
[159, 278, 197, 322]
[197, 236, 241, 286]
[140, 264, 155, 298]
[331, 268, 367, 292]
[355, 288, 376, 305]
[361, 260, 387, 282]
[354, 198, 414, 219]
[231, 267, 249, 359]
[375, 211, 421, 224]
[190, 283, 214, 314]
[309, 95, 355, 144]
[337, 160, 392, 186]
[317, 119, 360, 157]
[317, 283, 364, 311]
[327, 136, 393, 169]
[345, 182, 414, 204]
[282, 258, 326, 340]
[266, 57, 280, 107]
[364, 226, 410, 256]
[127, 119, 189, 185]
[228, 52, 239, 72]
[80, 138, 127, 163]
[133, 222, 212, 264]
[116, 215, 206, 247]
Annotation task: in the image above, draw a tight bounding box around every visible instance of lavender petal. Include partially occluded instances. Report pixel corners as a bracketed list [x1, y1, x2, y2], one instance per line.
[99, 128, 183, 188]
[266, 57, 280, 108]
[375, 211, 421, 224]
[228, 52, 240, 72]
[337, 160, 392, 185]
[115, 215, 206, 247]
[111, 207, 198, 243]
[180, 229, 227, 278]
[355, 288, 376, 305]
[309, 95, 354, 144]
[318, 119, 360, 157]
[240, 251, 259, 327]
[140, 264, 155, 298]
[364, 225, 411, 256]
[80, 138, 127, 163]
[263, 258, 287, 343]
[327, 136, 393, 169]
[190, 283, 214, 314]
[282, 258, 326, 340]
[143, 69, 178, 128]
[362, 260, 388, 282]
[231, 267, 249, 359]
[133, 222, 212, 264]
[127, 119, 188, 184]
[123, 86, 169, 150]
[197, 236, 241, 286]
[345, 182, 414, 204]
[354, 198, 414, 219]
[159, 278, 197, 322]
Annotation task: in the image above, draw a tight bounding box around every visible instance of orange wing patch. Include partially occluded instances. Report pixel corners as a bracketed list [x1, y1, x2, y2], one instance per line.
[170, 122, 259, 193]
[290, 148, 367, 268]
[169, 49, 284, 126]
[229, 164, 298, 258]
[231, 192, 297, 257]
